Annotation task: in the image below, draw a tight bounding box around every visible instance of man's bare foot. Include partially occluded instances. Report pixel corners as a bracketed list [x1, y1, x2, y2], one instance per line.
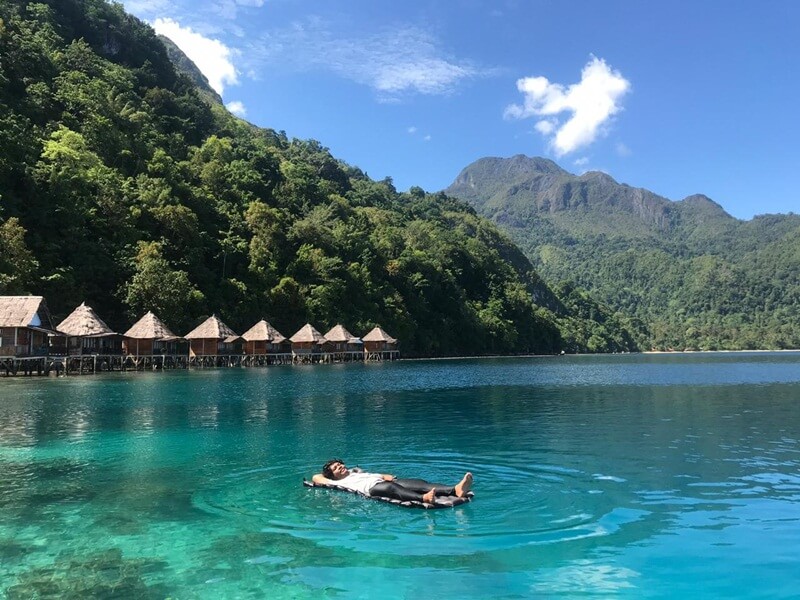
[422, 488, 436, 504]
[454, 472, 473, 498]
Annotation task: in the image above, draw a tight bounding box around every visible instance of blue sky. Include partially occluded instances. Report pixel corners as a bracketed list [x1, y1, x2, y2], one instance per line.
[120, 0, 799, 220]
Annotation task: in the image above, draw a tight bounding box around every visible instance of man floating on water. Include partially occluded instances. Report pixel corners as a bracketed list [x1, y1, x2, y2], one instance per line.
[311, 459, 473, 504]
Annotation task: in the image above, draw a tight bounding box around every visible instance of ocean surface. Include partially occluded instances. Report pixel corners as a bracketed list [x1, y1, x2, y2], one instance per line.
[1, 353, 799, 598]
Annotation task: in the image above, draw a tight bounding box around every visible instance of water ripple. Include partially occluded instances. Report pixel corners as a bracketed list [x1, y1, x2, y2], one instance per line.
[191, 453, 643, 557]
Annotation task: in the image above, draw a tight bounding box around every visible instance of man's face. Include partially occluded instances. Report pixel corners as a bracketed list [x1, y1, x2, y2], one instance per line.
[329, 461, 349, 479]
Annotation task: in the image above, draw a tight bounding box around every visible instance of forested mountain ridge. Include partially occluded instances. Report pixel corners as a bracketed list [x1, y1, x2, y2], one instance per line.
[0, 0, 639, 356]
[446, 155, 800, 350]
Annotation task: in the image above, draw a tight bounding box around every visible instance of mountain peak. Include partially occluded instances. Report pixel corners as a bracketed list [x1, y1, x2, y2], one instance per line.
[445, 155, 569, 211]
[445, 154, 677, 233]
[506, 155, 566, 174]
[678, 194, 734, 220]
[451, 156, 568, 183]
[579, 170, 618, 185]
[681, 193, 718, 206]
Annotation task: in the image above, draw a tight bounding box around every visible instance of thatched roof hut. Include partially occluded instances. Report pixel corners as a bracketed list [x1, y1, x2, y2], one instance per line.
[289, 323, 326, 354]
[57, 302, 121, 355]
[241, 320, 289, 354]
[290, 323, 326, 343]
[184, 315, 240, 356]
[57, 302, 115, 337]
[362, 326, 397, 345]
[0, 296, 58, 357]
[242, 319, 286, 343]
[124, 311, 179, 340]
[184, 314, 237, 340]
[122, 311, 184, 356]
[362, 326, 398, 357]
[323, 324, 362, 351]
[0, 296, 56, 331]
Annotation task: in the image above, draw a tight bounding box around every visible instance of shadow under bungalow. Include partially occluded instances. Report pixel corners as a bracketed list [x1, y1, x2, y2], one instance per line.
[0, 295, 399, 377]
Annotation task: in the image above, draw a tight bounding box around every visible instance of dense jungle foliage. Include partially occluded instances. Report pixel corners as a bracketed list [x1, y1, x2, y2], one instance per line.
[0, 0, 640, 355]
[448, 156, 800, 351]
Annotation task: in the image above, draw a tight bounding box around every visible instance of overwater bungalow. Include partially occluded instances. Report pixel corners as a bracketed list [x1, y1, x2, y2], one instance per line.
[122, 311, 187, 369]
[362, 326, 399, 361]
[57, 302, 122, 356]
[241, 319, 291, 364]
[323, 324, 363, 362]
[184, 315, 242, 366]
[0, 296, 60, 362]
[123, 311, 183, 355]
[289, 323, 327, 363]
[0, 296, 64, 375]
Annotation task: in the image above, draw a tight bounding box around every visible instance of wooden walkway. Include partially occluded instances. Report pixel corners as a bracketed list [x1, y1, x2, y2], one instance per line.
[1, 355, 65, 377]
[124, 354, 189, 371]
[1, 350, 398, 377]
[365, 350, 400, 362]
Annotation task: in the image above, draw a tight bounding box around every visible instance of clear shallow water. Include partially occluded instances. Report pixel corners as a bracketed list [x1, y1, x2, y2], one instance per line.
[1, 353, 799, 598]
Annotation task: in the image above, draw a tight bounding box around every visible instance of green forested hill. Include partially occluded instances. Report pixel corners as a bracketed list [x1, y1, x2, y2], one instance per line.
[446, 155, 800, 350]
[0, 0, 639, 356]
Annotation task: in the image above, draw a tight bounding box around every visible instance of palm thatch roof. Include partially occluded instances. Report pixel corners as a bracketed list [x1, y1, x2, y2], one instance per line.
[123, 311, 180, 340]
[324, 324, 362, 345]
[184, 314, 237, 340]
[241, 319, 287, 343]
[57, 302, 117, 337]
[362, 326, 397, 344]
[289, 323, 327, 344]
[0, 296, 56, 331]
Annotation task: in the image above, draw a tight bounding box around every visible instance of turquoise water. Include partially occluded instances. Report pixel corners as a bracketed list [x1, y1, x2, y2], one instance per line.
[1, 353, 799, 598]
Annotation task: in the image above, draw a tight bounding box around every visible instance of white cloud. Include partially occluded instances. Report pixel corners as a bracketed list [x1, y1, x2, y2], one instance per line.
[152, 17, 240, 95]
[574, 156, 589, 167]
[373, 59, 473, 95]
[616, 142, 631, 157]
[535, 119, 557, 135]
[408, 126, 418, 134]
[246, 21, 485, 99]
[423, 134, 432, 142]
[505, 56, 630, 156]
[226, 100, 247, 116]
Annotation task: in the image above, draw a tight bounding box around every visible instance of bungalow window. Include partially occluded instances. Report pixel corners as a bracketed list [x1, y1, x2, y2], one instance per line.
[1, 328, 14, 347]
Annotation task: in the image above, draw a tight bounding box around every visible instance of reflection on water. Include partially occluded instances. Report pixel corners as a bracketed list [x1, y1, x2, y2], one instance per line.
[1, 353, 800, 598]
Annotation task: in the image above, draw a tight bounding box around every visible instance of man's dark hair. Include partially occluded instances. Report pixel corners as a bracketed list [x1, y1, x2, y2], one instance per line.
[322, 458, 343, 479]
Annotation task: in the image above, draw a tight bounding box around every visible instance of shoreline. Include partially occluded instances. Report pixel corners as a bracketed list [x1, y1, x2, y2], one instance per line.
[642, 348, 800, 354]
[4, 349, 800, 380]
[403, 348, 800, 361]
